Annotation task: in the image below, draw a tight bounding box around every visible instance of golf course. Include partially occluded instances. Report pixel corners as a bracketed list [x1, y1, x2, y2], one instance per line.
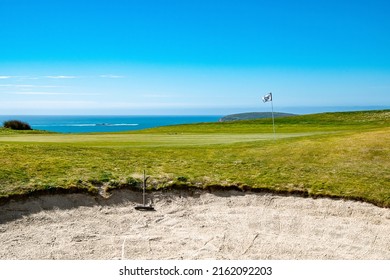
[1, 109, 390, 260]
[0, 110, 389, 207]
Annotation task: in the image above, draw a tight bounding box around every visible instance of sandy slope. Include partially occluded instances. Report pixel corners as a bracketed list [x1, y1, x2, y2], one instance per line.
[0, 190, 389, 260]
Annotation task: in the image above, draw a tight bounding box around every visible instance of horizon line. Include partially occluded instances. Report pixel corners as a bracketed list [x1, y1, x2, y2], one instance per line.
[0, 106, 389, 117]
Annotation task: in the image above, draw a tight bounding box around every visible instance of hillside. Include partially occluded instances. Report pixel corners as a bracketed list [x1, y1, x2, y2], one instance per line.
[138, 109, 389, 134]
[219, 112, 296, 122]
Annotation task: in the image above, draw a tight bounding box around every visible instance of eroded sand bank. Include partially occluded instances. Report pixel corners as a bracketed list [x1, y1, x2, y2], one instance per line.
[1, 190, 389, 260]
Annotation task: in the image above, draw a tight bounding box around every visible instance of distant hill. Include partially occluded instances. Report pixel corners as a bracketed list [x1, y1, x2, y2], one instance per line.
[219, 112, 297, 122]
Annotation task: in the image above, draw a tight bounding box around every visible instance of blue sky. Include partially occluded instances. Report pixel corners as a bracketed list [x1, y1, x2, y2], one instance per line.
[0, 0, 389, 115]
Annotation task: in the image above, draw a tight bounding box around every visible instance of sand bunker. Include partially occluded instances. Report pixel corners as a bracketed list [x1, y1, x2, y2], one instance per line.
[1, 190, 389, 260]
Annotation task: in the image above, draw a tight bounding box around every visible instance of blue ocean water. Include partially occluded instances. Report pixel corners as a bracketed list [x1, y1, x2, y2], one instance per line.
[0, 115, 222, 133]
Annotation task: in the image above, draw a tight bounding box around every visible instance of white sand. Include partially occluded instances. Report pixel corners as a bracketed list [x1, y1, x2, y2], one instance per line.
[0, 190, 389, 260]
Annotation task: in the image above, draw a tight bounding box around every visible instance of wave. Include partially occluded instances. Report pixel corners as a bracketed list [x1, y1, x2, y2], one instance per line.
[94, 123, 139, 127]
[34, 123, 139, 127]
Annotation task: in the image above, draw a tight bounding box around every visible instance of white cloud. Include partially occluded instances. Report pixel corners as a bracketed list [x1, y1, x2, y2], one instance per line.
[99, 75, 125, 78]
[0, 100, 98, 110]
[0, 84, 21, 87]
[45, 75, 77, 79]
[8, 91, 100, 96]
[22, 76, 40, 80]
[0, 99, 198, 109]
[0, 84, 60, 88]
[0, 75, 37, 79]
[10, 91, 71, 95]
[87, 101, 202, 109]
[141, 93, 174, 98]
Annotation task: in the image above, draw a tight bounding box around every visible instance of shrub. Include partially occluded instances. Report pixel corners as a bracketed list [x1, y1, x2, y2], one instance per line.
[3, 120, 32, 130]
[177, 176, 188, 182]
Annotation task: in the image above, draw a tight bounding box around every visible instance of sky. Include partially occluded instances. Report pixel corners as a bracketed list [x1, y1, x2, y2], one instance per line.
[0, 0, 389, 115]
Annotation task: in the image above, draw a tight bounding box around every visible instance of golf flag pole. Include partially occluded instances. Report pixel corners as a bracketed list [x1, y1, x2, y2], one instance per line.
[262, 92, 276, 139]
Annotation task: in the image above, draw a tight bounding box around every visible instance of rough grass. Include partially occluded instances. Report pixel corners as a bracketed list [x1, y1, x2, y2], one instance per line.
[0, 110, 389, 207]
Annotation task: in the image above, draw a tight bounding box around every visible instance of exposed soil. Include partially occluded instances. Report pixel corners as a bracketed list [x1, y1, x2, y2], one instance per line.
[1, 190, 389, 260]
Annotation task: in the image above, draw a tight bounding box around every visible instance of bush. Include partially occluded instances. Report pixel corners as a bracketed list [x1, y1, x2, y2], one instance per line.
[3, 120, 32, 130]
[177, 176, 188, 182]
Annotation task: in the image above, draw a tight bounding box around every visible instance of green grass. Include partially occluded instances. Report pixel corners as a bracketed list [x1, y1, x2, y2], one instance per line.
[0, 110, 389, 207]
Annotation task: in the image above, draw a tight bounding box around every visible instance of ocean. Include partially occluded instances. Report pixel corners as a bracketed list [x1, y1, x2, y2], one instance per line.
[0, 115, 222, 133]
[1, 106, 388, 133]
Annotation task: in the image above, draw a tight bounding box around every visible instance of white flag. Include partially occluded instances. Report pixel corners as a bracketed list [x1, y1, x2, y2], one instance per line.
[262, 92, 272, 103]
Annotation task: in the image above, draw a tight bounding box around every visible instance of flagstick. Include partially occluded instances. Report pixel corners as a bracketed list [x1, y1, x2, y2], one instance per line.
[143, 170, 146, 206]
[271, 99, 276, 140]
[262, 92, 276, 140]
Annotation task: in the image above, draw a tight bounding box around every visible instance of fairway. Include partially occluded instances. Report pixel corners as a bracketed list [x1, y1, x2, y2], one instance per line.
[0, 132, 322, 146]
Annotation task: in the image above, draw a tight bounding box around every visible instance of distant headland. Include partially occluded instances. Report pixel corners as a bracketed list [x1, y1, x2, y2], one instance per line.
[219, 112, 297, 122]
